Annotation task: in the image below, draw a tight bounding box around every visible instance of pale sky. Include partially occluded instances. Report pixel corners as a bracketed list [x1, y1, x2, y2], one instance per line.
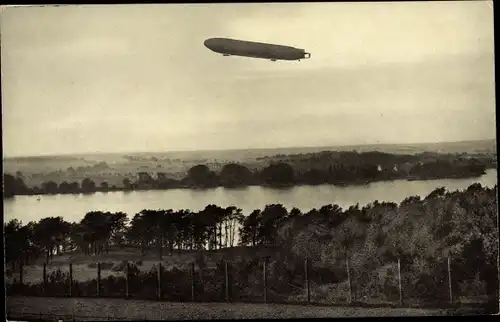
[1, 2, 496, 157]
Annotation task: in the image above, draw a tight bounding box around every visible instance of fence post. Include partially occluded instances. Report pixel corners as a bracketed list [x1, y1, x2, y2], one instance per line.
[20, 263, 24, 295]
[191, 262, 195, 302]
[69, 263, 73, 297]
[305, 258, 310, 304]
[97, 262, 101, 297]
[225, 261, 230, 302]
[346, 258, 352, 304]
[447, 256, 453, 305]
[398, 258, 403, 307]
[199, 264, 205, 299]
[157, 262, 162, 300]
[43, 262, 47, 295]
[125, 262, 129, 299]
[263, 260, 268, 303]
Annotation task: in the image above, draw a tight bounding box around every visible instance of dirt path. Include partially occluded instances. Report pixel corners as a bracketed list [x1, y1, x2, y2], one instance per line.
[7, 296, 473, 320]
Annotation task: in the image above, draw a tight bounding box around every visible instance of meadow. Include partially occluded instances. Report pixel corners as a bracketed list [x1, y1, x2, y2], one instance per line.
[7, 296, 473, 320]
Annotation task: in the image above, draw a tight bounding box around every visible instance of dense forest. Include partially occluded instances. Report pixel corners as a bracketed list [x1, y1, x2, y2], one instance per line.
[3, 151, 494, 198]
[5, 183, 498, 309]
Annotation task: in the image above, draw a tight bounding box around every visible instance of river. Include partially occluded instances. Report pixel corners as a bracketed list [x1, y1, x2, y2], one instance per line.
[3, 169, 497, 224]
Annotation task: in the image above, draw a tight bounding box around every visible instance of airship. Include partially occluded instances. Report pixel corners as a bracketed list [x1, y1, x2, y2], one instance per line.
[204, 37, 311, 62]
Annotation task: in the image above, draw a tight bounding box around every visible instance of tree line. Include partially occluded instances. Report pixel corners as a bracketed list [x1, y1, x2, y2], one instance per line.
[5, 202, 280, 268]
[3, 151, 493, 198]
[5, 200, 307, 268]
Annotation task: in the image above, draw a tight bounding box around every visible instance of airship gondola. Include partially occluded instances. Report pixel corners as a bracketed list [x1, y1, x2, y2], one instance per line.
[204, 37, 311, 62]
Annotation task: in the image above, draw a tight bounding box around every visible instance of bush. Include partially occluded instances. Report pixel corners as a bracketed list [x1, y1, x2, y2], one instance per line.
[112, 261, 127, 272]
[100, 262, 114, 270]
[88, 262, 114, 270]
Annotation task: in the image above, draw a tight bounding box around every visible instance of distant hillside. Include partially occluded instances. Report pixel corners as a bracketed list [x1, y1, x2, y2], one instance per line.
[3, 139, 496, 179]
[4, 139, 496, 163]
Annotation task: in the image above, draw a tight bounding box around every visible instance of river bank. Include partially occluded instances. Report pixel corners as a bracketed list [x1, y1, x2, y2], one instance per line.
[4, 168, 497, 225]
[3, 168, 493, 199]
[4, 147, 496, 199]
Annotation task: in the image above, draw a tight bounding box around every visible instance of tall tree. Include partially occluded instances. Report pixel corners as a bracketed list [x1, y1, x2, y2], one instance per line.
[123, 178, 133, 190]
[79, 211, 113, 255]
[258, 204, 288, 245]
[186, 165, 219, 187]
[127, 213, 151, 255]
[3, 173, 29, 198]
[81, 178, 96, 193]
[137, 209, 165, 258]
[4, 219, 37, 269]
[220, 163, 252, 187]
[239, 209, 261, 247]
[33, 216, 71, 263]
[107, 212, 128, 250]
[41, 181, 58, 194]
[225, 207, 244, 247]
[260, 163, 295, 186]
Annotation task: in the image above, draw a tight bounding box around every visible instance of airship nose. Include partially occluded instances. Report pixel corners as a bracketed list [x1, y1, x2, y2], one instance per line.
[204, 38, 215, 49]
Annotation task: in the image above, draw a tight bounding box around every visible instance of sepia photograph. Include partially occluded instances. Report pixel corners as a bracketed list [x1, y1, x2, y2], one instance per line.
[2, 1, 498, 320]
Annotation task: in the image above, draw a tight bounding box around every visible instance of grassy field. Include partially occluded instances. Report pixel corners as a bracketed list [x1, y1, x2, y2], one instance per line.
[6, 246, 494, 311]
[7, 296, 480, 320]
[5, 246, 276, 284]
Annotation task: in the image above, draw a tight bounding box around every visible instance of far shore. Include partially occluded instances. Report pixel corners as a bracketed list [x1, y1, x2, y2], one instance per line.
[3, 169, 493, 199]
[5, 147, 496, 200]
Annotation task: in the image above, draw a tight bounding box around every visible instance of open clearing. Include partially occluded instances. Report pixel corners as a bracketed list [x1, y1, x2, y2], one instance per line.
[7, 296, 477, 320]
[6, 246, 275, 285]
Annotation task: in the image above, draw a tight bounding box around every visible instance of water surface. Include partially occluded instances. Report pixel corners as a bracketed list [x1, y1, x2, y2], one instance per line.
[4, 169, 497, 224]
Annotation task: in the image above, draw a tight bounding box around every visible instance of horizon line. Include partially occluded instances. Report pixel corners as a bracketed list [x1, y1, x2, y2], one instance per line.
[3, 137, 496, 159]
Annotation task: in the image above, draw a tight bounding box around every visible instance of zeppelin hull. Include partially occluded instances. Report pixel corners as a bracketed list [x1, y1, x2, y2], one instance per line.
[204, 38, 311, 61]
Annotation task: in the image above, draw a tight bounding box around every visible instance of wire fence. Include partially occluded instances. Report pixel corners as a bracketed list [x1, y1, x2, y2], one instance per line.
[6, 255, 496, 310]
